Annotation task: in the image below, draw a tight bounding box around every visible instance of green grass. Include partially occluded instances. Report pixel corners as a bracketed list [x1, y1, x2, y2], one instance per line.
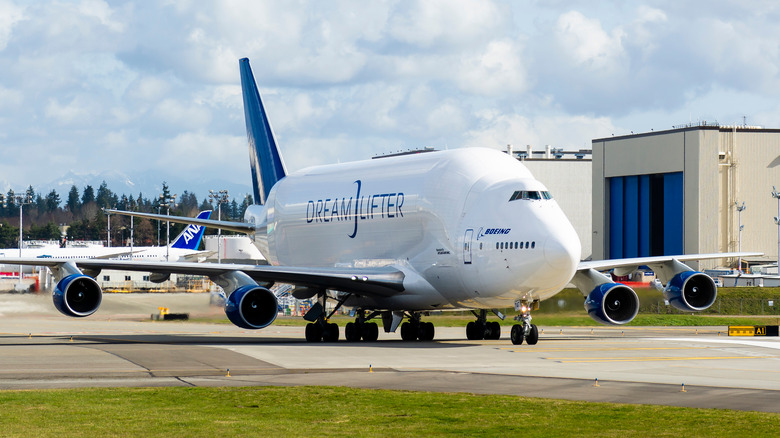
[0, 386, 776, 437]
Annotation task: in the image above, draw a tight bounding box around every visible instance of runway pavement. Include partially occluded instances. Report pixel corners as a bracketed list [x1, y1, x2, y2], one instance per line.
[1, 293, 779, 412]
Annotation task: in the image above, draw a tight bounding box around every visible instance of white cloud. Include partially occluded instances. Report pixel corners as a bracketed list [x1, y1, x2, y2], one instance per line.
[4, 0, 780, 195]
[463, 113, 615, 151]
[0, 0, 25, 51]
[555, 10, 626, 72]
[455, 39, 528, 96]
[388, 0, 505, 49]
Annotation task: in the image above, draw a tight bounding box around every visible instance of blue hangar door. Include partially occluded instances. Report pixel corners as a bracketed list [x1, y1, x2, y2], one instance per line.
[608, 172, 683, 259]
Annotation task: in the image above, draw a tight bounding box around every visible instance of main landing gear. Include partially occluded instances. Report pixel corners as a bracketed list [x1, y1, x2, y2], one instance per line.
[510, 302, 538, 345]
[466, 309, 501, 340]
[344, 309, 380, 342]
[304, 291, 348, 343]
[400, 312, 435, 341]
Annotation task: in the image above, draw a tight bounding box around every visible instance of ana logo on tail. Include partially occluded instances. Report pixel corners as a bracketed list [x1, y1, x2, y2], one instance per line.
[171, 211, 212, 250]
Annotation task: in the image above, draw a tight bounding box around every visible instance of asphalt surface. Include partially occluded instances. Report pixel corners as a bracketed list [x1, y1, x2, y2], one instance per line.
[1, 293, 779, 412]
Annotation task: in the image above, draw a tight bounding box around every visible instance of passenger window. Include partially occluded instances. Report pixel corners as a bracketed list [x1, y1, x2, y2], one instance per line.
[531, 242, 536, 249]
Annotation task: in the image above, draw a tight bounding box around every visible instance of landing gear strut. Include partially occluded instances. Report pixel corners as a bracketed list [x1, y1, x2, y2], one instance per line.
[510, 301, 538, 345]
[400, 312, 435, 341]
[466, 309, 501, 340]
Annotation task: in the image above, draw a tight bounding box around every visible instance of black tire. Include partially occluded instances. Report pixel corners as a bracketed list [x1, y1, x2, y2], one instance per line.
[305, 323, 322, 342]
[362, 322, 379, 342]
[466, 321, 482, 340]
[526, 324, 539, 345]
[510, 324, 524, 345]
[345, 322, 360, 342]
[400, 322, 416, 341]
[322, 322, 339, 342]
[489, 321, 501, 340]
[419, 322, 435, 341]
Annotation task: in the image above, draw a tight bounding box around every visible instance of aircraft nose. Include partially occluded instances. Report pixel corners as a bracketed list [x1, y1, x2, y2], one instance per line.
[543, 232, 580, 278]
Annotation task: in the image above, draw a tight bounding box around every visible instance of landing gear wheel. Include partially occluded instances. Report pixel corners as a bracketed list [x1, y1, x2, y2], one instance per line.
[466, 321, 483, 340]
[510, 324, 524, 345]
[345, 322, 360, 342]
[305, 322, 323, 342]
[487, 321, 501, 340]
[322, 322, 339, 342]
[526, 324, 539, 345]
[419, 322, 435, 341]
[361, 322, 379, 342]
[401, 322, 416, 341]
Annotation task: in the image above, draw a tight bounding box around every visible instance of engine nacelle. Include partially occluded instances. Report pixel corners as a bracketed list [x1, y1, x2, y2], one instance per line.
[52, 274, 103, 317]
[585, 283, 639, 325]
[225, 285, 278, 329]
[663, 271, 717, 312]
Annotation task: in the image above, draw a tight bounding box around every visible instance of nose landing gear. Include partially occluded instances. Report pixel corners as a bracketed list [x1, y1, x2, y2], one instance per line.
[510, 301, 538, 345]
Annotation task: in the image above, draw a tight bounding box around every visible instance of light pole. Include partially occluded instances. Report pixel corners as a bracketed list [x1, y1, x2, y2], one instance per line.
[773, 187, 780, 275]
[1, 189, 33, 288]
[106, 209, 112, 248]
[158, 193, 177, 261]
[209, 189, 229, 264]
[735, 201, 745, 272]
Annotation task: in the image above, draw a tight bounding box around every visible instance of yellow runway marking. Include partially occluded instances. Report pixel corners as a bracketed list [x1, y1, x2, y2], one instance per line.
[501, 346, 710, 353]
[547, 356, 770, 363]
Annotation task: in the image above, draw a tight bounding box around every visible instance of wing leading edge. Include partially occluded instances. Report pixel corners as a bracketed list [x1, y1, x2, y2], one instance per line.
[8, 258, 405, 298]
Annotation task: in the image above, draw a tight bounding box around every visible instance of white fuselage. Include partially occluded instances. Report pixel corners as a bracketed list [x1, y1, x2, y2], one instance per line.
[0, 246, 197, 273]
[247, 148, 581, 310]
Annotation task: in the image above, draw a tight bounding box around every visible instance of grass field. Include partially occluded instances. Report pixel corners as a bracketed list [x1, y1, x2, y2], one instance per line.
[0, 386, 777, 437]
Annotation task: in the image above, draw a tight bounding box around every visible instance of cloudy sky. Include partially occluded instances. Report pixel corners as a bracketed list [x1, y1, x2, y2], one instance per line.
[2, 0, 780, 195]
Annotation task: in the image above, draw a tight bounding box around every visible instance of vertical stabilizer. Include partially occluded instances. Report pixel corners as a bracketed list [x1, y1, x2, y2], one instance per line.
[240, 58, 287, 205]
[170, 211, 212, 250]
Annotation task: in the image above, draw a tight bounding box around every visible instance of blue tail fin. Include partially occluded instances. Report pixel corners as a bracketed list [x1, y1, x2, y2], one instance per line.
[170, 210, 212, 250]
[240, 57, 287, 205]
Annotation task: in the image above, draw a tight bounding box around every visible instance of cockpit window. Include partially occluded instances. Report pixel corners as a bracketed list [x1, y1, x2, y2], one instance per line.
[509, 190, 552, 202]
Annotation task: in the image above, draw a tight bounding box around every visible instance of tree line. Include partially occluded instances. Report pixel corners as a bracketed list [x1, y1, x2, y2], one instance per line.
[0, 181, 253, 249]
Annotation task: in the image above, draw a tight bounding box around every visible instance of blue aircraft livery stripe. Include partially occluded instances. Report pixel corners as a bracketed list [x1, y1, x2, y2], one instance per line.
[171, 210, 212, 249]
[240, 58, 287, 205]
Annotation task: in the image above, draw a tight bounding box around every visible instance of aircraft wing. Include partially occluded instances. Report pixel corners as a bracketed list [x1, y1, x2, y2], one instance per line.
[103, 209, 256, 234]
[578, 252, 762, 272]
[7, 258, 405, 298]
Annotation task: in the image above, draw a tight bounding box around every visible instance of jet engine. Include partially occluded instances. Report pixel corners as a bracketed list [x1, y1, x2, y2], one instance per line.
[224, 285, 279, 329]
[663, 271, 717, 312]
[52, 274, 103, 317]
[585, 283, 639, 325]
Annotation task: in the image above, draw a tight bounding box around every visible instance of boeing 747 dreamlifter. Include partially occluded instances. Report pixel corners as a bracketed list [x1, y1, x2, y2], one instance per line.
[5, 59, 759, 345]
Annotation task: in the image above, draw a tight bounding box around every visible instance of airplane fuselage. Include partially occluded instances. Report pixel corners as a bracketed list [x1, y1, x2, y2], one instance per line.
[247, 148, 581, 310]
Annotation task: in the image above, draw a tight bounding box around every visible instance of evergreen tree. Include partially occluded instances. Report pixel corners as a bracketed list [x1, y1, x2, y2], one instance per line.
[66, 185, 81, 213]
[45, 190, 61, 212]
[96, 181, 117, 208]
[0, 220, 17, 247]
[81, 185, 95, 205]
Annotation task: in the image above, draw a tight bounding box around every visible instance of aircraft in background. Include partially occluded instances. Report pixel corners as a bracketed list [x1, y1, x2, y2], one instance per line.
[4, 58, 759, 345]
[0, 211, 212, 274]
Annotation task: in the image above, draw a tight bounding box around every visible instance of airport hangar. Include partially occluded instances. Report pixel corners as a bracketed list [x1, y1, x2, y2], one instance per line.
[591, 123, 780, 271]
